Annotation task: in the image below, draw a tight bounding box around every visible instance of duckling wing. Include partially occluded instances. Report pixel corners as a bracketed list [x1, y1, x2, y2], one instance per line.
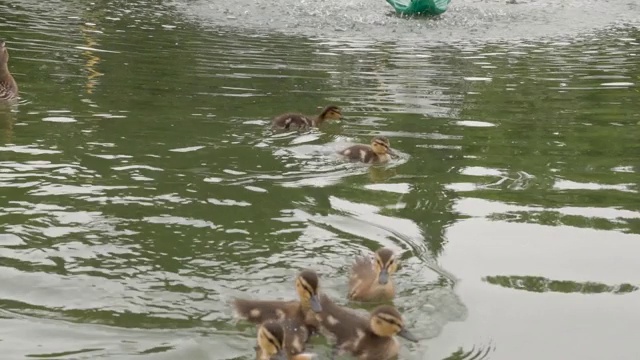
[280, 318, 312, 355]
[0, 77, 18, 101]
[317, 294, 369, 347]
[232, 298, 300, 324]
[348, 256, 377, 300]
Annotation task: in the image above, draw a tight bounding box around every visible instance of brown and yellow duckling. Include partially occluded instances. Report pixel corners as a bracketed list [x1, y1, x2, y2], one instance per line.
[255, 320, 287, 360]
[272, 105, 342, 131]
[254, 320, 317, 360]
[348, 247, 399, 302]
[0, 40, 19, 101]
[233, 269, 322, 355]
[315, 295, 418, 360]
[339, 136, 397, 164]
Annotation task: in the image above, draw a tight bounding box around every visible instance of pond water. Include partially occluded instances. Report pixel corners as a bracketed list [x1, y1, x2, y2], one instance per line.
[0, 0, 639, 359]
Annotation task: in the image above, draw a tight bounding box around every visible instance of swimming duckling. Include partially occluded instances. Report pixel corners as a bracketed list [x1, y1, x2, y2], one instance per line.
[339, 136, 396, 164]
[348, 247, 398, 302]
[233, 269, 323, 355]
[0, 40, 19, 101]
[255, 321, 287, 360]
[272, 105, 342, 130]
[254, 320, 317, 360]
[315, 295, 418, 360]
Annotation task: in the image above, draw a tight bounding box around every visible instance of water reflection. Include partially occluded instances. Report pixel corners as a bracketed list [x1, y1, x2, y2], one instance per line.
[0, 107, 16, 143]
[484, 275, 638, 295]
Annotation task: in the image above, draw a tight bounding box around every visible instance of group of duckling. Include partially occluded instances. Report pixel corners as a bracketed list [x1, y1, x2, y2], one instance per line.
[271, 105, 398, 165]
[3, 39, 411, 359]
[233, 247, 417, 359]
[2, 41, 395, 167]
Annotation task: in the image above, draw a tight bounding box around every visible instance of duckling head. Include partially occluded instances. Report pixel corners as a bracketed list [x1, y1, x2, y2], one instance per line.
[369, 305, 418, 342]
[319, 105, 343, 121]
[370, 136, 397, 158]
[374, 247, 398, 285]
[295, 269, 322, 313]
[256, 321, 287, 360]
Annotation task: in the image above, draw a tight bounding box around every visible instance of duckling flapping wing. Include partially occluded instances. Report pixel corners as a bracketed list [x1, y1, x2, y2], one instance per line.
[233, 298, 300, 324]
[348, 255, 377, 300]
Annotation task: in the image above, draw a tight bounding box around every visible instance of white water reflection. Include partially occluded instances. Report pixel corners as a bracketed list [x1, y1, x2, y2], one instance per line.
[437, 216, 640, 360]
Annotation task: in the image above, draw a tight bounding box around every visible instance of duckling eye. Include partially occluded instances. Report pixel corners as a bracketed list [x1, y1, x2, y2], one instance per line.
[268, 338, 281, 350]
[301, 283, 315, 295]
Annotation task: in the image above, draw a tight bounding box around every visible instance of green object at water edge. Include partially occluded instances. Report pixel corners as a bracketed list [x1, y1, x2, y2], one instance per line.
[386, 0, 451, 15]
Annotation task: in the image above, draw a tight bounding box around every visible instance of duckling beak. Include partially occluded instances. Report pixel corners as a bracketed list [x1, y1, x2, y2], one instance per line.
[378, 269, 389, 285]
[310, 294, 322, 312]
[387, 148, 399, 159]
[398, 328, 418, 342]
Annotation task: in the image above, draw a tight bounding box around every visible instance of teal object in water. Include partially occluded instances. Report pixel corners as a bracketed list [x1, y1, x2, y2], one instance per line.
[386, 0, 451, 15]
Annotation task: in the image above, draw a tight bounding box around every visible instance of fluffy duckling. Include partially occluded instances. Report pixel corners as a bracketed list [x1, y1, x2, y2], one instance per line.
[339, 136, 396, 164]
[348, 247, 398, 302]
[0, 40, 19, 101]
[316, 296, 418, 360]
[255, 321, 287, 360]
[272, 105, 342, 130]
[254, 320, 317, 360]
[233, 269, 322, 355]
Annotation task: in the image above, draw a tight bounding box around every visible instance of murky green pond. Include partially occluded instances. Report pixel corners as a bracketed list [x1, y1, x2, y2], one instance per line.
[1, 0, 639, 359]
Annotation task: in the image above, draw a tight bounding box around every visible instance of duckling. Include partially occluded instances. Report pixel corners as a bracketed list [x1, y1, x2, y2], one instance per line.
[315, 295, 418, 360]
[272, 105, 342, 130]
[348, 247, 398, 302]
[233, 269, 322, 355]
[254, 320, 317, 360]
[255, 320, 287, 360]
[0, 40, 18, 101]
[339, 136, 396, 164]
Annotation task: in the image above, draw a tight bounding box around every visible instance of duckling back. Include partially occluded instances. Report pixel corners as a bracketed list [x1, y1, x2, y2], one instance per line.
[0, 40, 18, 101]
[271, 105, 342, 131]
[339, 144, 380, 164]
[272, 113, 314, 130]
